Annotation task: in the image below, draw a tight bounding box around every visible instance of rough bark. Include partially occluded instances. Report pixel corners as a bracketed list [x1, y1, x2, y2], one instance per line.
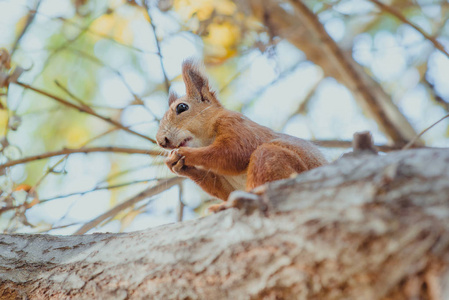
[1, 148, 448, 299]
[239, 0, 420, 146]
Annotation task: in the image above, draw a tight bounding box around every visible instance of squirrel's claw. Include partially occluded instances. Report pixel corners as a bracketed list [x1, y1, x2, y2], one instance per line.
[172, 156, 186, 174]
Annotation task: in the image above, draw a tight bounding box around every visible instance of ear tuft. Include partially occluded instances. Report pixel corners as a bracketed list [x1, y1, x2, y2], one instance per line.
[168, 91, 178, 106]
[182, 58, 209, 101]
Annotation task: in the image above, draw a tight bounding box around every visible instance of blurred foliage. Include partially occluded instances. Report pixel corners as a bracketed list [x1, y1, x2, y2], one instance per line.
[0, 0, 448, 234]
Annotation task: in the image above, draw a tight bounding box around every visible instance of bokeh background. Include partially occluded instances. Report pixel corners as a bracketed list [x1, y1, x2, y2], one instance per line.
[0, 0, 448, 234]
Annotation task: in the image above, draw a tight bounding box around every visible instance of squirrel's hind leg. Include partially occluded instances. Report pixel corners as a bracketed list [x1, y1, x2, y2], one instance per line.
[246, 144, 308, 190]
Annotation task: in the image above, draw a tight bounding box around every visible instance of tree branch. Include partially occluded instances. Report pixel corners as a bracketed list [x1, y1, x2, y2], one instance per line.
[242, 0, 420, 145]
[10, 0, 42, 56]
[288, 0, 419, 146]
[14, 81, 157, 144]
[369, 0, 449, 59]
[0, 147, 165, 171]
[143, 2, 171, 93]
[39, 179, 160, 204]
[403, 113, 449, 150]
[74, 177, 184, 234]
[1, 148, 448, 298]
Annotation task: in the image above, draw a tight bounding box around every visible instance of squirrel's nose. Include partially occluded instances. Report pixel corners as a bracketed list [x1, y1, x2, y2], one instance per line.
[158, 137, 171, 148]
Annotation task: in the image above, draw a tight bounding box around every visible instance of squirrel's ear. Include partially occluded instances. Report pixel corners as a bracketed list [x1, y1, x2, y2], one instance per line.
[182, 59, 211, 102]
[168, 91, 178, 106]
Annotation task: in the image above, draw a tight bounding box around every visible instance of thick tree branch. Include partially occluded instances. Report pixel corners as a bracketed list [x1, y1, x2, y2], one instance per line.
[0, 148, 448, 299]
[289, 0, 419, 145]
[241, 0, 420, 145]
[0, 140, 432, 171]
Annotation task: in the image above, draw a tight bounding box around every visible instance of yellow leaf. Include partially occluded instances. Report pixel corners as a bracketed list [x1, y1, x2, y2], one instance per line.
[203, 21, 240, 60]
[204, 22, 240, 48]
[90, 13, 134, 44]
[215, 0, 236, 15]
[174, 0, 214, 21]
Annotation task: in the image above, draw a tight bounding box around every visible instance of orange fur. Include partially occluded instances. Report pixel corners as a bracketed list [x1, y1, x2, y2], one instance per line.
[157, 59, 327, 202]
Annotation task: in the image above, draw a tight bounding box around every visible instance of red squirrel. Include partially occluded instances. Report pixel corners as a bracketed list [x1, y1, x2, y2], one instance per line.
[156, 60, 327, 208]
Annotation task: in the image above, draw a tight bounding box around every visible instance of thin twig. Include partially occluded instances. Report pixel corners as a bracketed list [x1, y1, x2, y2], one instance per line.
[245, 61, 304, 108]
[68, 49, 159, 120]
[423, 78, 449, 112]
[54, 80, 94, 113]
[369, 0, 449, 59]
[10, 0, 42, 56]
[143, 1, 171, 92]
[14, 81, 157, 143]
[280, 77, 323, 131]
[38, 222, 82, 233]
[74, 177, 184, 235]
[402, 114, 449, 150]
[56, 16, 158, 54]
[40, 179, 160, 203]
[0, 147, 165, 170]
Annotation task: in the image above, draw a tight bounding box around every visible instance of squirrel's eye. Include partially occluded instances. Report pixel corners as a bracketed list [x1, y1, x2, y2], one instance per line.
[176, 103, 189, 115]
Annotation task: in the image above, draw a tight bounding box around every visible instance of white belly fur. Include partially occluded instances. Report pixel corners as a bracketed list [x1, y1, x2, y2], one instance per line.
[223, 173, 247, 191]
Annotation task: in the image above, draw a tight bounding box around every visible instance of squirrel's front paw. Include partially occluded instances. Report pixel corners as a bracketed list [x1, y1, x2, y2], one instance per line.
[172, 156, 187, 174]
[165, 150, 189, 175]
[165, 150, 182, 172]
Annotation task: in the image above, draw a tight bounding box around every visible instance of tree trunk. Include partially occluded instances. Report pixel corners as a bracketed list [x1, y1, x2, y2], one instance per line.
[1, 148, 449, 299]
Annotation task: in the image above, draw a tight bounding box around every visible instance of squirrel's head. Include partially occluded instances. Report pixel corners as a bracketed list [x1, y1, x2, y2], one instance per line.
[156, 59, 222, 150]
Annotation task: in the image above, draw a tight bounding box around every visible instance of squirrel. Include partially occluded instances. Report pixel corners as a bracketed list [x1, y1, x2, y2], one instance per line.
[156, 60, 327, 210]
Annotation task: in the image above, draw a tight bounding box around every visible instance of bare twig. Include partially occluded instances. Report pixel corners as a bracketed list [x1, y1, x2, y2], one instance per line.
[10, 0, 42, 56]
[280, 78, 323, 130]
[14, 81, 157, 143]
[402, 114, 449, 150]
[34, 14, 99, 81]
[369, 0, 449, 60]
[0, 147, 165, 171]
[56, 16, 158, 54]
[54, 80, 94, 113]
[67, 49, 159, 120]
[143, 1, 171, 92]
[74, 177, 184, 234]
[38, 222, 82, 233]
[423, 78, 449, 112]
[40, 179, 160, 203]
[245, 61, 304, 107]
